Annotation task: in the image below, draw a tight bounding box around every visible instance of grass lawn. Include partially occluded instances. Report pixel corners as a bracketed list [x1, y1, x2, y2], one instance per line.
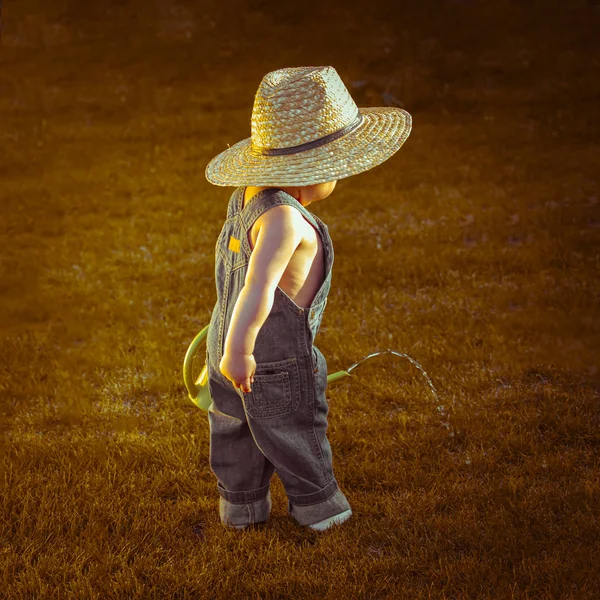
[1, 0, 599, 598]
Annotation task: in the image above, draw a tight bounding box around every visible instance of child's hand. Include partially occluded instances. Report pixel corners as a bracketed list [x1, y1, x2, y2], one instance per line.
[219, 351, 256, 394]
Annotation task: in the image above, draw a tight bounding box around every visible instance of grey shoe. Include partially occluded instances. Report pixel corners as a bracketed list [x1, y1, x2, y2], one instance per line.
[308, 508, 353, 531]
[289, 488, 352, 528]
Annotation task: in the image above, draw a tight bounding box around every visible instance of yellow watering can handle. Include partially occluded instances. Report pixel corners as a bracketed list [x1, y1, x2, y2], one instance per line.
[183, 324, 210, 402]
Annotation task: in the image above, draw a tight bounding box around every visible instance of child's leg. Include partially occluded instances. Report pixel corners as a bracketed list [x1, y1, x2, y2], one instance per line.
[207, 375, 275, 528]
[237, 347, 352, 529]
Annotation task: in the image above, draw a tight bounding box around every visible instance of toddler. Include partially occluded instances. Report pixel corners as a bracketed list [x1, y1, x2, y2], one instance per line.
[203, 66, 411, 530]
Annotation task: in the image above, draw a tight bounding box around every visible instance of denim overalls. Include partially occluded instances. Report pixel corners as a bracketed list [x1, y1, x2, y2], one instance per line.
[205, 186, 351, 528]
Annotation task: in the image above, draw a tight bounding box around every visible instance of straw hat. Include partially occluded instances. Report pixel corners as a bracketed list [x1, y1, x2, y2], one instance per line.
[205, 66, 412, 187]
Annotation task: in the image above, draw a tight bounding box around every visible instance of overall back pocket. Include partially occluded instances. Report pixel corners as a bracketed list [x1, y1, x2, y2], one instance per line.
[242, 357, 301, 420]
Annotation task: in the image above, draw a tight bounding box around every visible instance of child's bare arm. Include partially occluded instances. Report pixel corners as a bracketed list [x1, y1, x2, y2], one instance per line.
[223, 206, 304, 356]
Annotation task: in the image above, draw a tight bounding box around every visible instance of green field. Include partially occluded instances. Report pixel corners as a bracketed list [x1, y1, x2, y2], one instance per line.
[1, 0, 599, 598]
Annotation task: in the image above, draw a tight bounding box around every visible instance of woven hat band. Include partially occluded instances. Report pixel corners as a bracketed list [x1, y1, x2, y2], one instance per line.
[257, 112, 364, 156]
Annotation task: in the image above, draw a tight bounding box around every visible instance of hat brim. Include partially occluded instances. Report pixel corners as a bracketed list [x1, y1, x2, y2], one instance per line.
[205, 107, 411, 187]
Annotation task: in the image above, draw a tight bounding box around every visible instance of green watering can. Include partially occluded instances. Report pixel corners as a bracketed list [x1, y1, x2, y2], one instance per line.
[183, 324, 353, 412]
[183, 324, 441, 413]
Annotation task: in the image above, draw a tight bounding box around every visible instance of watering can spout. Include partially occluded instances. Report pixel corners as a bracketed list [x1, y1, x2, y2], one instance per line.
[183, 324, 351, 412]
[327, 370, 352, 383]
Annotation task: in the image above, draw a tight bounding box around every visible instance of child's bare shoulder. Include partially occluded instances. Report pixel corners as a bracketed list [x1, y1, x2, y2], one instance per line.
[244, 188, 306, 250]
[256, 203, 303, 230]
